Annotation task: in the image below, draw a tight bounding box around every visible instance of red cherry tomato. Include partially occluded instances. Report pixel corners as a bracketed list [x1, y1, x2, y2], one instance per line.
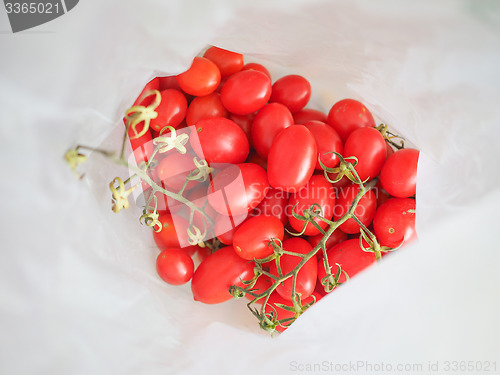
[176, 56, 221, 96]
[317, 239, 377, 290]
[269, 74, 311, 113]
[303, 120, 343, 170]
[153, 213, 189, 249]
[203, 46, 244, 78]
[242, 62, 271, 79]
[220, 70, 272, 115]
[233, 215, 284, 260]
[373, 198, 416, 248]
[293, 108, 328, 124]
[156, 152, 198, 192]
[191, 117, 249, 164]
[334, 184, 377, 234]
[149, 89, 188, 133]
[245, 275, 274, 302]
[252, 188, 289, 225]
[191, 246, 254, 304]
[267, 125, 317, 192]
[208, 163, 270, 216]
[380, 148, 419, 198]
[327, 98, 376, 142]
[307, 229, 348, 254]
[343, 127, 387, 182]
[185, 92, 228, 125]
[156, 248, 194, 285]
[251, 103, 294, 159]
[287, 175, 336, 236]
[269, 238, 317, 301]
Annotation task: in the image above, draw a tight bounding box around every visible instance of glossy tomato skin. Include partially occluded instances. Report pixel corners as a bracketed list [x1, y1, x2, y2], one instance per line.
[156, 248, 194, 285]
[343, 127, 387, 182]
[317, 239, 377, 289]
[191, 117, 249, 164]
[303, 120, 343, 170]
[214, 213, 248, 245]
[245, 275, 273, 302]
[251, 103, 294, 159]
[220, 70, 272, 115]
[267, 125, 317, 193]
[177, 56, 221, 96]
[293, 108, 328, 124]
[288, 175, 336, 236]
[208, 163, 270, 216]
[233, 215, 284, 260]
[334, 184, 377, 234]
[380, 148, 419, 198]
[269, 75, 311, 113]
[252, 188, 289, 224]
[191, 246, 254, 304]
[269, 238, 317, 301]
[153, 213, 189, 249]
[242, 63, 271, 79]
[327, 98, 376, 142]
[149, 89, 188, 133]
[203, 46, 244, 78]
[185, 92, 228, 125]
[373, 198, 416, 248]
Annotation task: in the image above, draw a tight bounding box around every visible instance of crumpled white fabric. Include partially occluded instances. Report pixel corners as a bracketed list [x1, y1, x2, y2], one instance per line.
[1, 0, 499, 374]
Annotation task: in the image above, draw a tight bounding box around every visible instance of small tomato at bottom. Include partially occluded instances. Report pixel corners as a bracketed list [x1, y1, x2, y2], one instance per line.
[191, 246, 254, 304]
[156, 248, 194, 285]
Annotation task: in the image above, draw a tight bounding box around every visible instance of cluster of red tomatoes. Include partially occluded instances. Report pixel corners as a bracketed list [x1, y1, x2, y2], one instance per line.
[124, 46, 419, 333]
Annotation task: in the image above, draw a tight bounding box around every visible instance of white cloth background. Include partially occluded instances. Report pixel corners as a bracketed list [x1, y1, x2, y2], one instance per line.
[1, 0, 500, 374]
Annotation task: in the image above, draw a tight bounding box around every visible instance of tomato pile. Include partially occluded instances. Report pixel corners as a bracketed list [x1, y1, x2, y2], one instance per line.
[71, 46, 419, 334]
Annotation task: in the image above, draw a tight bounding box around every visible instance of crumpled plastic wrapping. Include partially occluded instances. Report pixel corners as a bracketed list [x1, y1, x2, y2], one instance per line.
[1, 0, 500, 374]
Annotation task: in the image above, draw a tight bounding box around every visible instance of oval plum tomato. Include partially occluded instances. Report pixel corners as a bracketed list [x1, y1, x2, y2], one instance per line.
[267, 125, 317, 192]
[229, 113, 255, 147]
[343, 127, 387, 182]
[208, 163, 270, 216]
[233, 215, 284, 260]
[220, 70, 272, 115]
[149, 89, 188, 133]
[263, 292, 320, 332]
[252, 188, 289, 225]
[156, 248, 194, 285]
[203, 46, 244, 78]
[185, 92, 228, 125]
[269, 238, 317, 301]
[242, 63, 271, 79]
[380, 148, 419, 198]
[251, 103, 294, 159]
[373, 198, 416, 248]
[307, 229, 348, 254]
[156, 152, 198, 192]
[303, 120, 343, 170]
[287, 175, 336, 236]
[176, 56, 221, 96]
[317, 239, 377, 290]
[132, 77, 160, 106]
[191, 117, 249, 164]
[327, 98, 376, 142]
[214, 213, 247, 245]
[191, 246, 254, 304]
[153, 213, 189, 249]
[334, 184, 377, 234]
[293, 108, 328, 124]
[269, 74, 311, 113]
